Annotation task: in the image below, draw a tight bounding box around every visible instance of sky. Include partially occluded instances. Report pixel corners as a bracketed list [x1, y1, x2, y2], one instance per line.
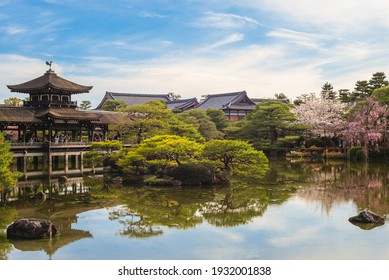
[1, 0, 389, 107]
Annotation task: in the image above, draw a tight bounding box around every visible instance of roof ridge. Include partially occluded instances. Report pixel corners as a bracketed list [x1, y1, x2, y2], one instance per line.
[106, 91, 169, 97]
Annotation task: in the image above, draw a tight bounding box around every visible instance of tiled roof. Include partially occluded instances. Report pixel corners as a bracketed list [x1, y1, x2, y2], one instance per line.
[96, 91, 171, 109]
[196, 91, 256, 111]
[166, 98, 198, 110]
[7, 71, 92, 94]
[0, 107, 133, 125]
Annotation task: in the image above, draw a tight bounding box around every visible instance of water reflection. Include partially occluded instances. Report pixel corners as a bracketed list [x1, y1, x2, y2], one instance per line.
[1, 160, 389, 259]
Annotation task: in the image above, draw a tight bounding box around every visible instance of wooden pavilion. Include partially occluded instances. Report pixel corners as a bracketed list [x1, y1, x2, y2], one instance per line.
[0, 66, 132, 178]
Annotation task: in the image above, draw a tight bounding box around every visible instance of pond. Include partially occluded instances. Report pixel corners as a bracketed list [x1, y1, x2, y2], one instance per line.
[1, 159, 389, 260]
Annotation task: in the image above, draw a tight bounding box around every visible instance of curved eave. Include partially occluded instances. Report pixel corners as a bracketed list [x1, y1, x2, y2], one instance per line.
[7, 72, 93, 94]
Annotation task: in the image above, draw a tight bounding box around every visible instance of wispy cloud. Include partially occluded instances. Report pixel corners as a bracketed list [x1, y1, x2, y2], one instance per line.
[194, 11, 261, 29]
[139, 11, 168, 19]
[267, 28, 329, 49]
[2, 25, 26, 35]
[199, 33, 245, 51]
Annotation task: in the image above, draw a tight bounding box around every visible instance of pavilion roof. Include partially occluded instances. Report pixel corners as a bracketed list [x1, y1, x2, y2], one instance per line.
[196, 91, 256, 111]
[7, 71, 93, 94]
[96, 91, 171, 109]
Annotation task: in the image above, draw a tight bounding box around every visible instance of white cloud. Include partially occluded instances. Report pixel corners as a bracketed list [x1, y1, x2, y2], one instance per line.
[194, 11, 261, 29]
[199, 33, 245, 51]
[2, 25, 26, 35]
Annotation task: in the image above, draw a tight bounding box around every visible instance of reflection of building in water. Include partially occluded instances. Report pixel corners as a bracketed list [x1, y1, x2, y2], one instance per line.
[296, 162, 389, 216]
[8, 176, 92, 201]
[5, 176, 101, 259]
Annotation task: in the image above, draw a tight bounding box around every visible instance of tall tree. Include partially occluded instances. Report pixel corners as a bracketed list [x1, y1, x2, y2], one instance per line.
[291, 94, 345, 139]
[236, 100, 300, 150]
[321, 82, 337, 100]
[0, 132, 18, 203]
[119, 101, 203, 143]
[339, 89, 352, 103]
[352, 80, 370, 101]
[177, 109, 224, 140]
[342, 98, 389, 160]
[369, 72, 389, 93]
[205, 108, 229, 132]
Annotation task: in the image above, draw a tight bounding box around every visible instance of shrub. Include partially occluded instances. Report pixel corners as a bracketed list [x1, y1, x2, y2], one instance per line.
[169, 163, 217, 186]
[348, 146, 363, 161]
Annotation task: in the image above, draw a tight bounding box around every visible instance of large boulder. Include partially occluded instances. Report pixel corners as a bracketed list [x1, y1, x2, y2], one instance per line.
[6, 219, 58, 239]
[349, 210, 385, 225]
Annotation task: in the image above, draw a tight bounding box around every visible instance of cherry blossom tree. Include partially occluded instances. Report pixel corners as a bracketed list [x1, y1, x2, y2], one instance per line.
[291, 94, 346, 139]
[342, 98, 389, 160]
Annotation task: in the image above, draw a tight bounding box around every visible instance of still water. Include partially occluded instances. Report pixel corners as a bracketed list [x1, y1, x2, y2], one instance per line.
[2, 159, 389, 260]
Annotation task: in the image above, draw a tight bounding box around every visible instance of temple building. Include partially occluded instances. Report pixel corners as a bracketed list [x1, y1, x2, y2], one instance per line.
[96, 91, 199, 112]
[195, 91, 257, 121]
[0, 67, 132, 179]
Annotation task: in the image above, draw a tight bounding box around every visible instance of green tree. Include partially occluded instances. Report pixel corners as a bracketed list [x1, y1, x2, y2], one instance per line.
[321, 82, 337, 100]
[274, 92, 288, 100]
[203, 139, 269, 178]
[352, 80, 370, 101]
[339, 89, 352, 103]
[79, 100, 92, 110]
[102, 100, 128, 111]
[3, 97, 23, 107]
[119, 101, 203, 143]
[205, 108, 229, 132]
[177, 109, 224, 140]
[135, 135, 203, 166]
[369, 72, 389, 93]
[234, 100, 300, 151]
[0, 132, 18, 203]
[371, 86, 389, 105]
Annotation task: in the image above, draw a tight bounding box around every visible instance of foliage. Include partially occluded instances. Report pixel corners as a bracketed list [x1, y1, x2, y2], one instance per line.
[291, 94, 345, 138]
[119, 101, 204, 143]
[168, 162, 221, 186]
[84, 140, 123, 172]
[177, 109, 224, 140]
[203, 139, 269, 178]
[371, 86, 389, 105]
[341, 98, 389, 159]
[135, 135, 203, 166]
[0, 132, 18, 203]
[102, 100, 128, 111]
[205, 108, 229, 132]
[233, 100, 301, 150]
[321, 82, 337, 100]
[79, 100, 92, 110]
[3, 97, 23, 107]
[348, 146, 364, 161]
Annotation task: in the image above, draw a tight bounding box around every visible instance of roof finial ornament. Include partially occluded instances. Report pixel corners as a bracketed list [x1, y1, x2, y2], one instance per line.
[45, 61, 54, 73]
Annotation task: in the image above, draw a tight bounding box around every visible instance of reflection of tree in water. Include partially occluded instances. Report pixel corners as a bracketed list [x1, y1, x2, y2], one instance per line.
[200, 183, 297, 227]
[109, 206, 163, 239]
[0, 208, 17, 260]
[296, 161, 389, 216]
[110, 178, 298, 235]
[109, 188, 208, 238]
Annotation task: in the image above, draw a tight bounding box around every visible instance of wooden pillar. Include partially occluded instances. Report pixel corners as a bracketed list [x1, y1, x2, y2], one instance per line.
[80, 152, 84, 173]
[65, 151, 69, 175]
[23, 152, 27, 179]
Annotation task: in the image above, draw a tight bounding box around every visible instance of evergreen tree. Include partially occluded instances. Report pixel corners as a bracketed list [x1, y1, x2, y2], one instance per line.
[339, 89, 352, 103]
[321, 82, 337, 100]
[369, 72, 389, 93]
[352, 80, 370, 101]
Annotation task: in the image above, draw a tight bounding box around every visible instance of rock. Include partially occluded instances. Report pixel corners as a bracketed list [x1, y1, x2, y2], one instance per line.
[6, 219, 58, 239]
[349, 210, 385, 225]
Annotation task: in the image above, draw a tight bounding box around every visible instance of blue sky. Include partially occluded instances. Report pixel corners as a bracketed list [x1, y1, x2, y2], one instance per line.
[1, 0, 389, 107]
